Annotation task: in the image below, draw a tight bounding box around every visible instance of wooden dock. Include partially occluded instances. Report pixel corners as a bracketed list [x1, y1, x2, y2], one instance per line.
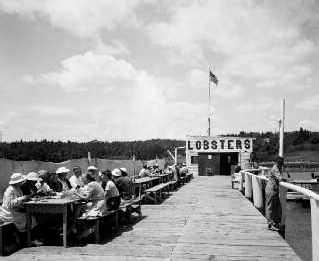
[5, 176, 301, 260]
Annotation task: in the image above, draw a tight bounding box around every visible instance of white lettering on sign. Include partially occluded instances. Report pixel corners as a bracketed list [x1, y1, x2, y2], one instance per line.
[187, 138, 253, 152]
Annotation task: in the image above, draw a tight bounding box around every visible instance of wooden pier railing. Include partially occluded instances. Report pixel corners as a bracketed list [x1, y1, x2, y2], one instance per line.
[237, 168, 319, 261]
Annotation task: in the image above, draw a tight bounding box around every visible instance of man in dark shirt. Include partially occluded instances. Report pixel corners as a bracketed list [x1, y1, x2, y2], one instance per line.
[114, 167, 133, 200]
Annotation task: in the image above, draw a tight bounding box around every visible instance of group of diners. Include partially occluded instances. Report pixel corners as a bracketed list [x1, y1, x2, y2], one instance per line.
[138, 163, 188, 183]
[0, 165, 133, 247]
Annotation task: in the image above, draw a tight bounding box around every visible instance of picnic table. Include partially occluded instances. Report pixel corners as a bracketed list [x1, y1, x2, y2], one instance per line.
[133, 177, 159, 197]
[157, 173, 169, 183]
[24, 197, 82, 247]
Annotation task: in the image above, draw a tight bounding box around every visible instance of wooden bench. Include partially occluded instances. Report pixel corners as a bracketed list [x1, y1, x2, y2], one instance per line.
[119, 195, 144, 222]
[77, 209, 119, 243]
[76, 196, 144, 243]
[186, 173, 192, 182]
[179, 177, 186, 186]
[168, 180, 178, 191]
[144, 182, 170, 203]
[0, 221, 20, 256]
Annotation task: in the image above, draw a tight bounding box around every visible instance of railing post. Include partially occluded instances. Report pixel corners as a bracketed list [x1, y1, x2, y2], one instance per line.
[279, 185, 287, 237]
[245, 173, 253, 200]
[239, 171, 244, 193]
[310, 199, 319, 261]
[252, 175, 263, 212]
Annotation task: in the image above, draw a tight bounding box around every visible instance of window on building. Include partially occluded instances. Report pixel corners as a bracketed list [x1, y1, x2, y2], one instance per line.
[191, 156, 198, 164]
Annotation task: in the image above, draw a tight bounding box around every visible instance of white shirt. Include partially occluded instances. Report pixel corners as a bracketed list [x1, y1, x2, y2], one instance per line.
[105, 180, 119, 198]
[69, 175, 84, 189]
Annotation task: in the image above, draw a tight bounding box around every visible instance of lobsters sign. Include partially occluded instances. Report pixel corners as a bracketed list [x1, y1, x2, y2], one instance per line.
[187, 138, 253, 151]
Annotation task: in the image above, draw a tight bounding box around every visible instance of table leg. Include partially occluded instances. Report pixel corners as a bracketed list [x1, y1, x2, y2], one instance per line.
[63, 211, 67, 247]
[26, 212, 31, 246]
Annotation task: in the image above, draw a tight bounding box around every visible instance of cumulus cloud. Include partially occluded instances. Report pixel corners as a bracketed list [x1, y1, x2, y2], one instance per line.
[147, 0, 316, 92]
[27, 49, 136, 92]
[0, 0, 140, 38]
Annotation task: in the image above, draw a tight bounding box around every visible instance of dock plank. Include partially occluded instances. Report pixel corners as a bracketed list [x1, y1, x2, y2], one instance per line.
[4, 176, 301, 260]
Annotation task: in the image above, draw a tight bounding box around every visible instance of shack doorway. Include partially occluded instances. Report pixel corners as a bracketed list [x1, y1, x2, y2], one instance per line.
[198, 152, 239, 176]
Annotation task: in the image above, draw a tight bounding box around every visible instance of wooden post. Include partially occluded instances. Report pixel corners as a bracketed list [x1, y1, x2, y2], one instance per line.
[239, 171, 244, 193]
[244, 173, 253, 200]
[310, 199, 319, 261]
[252, 175, 263, 212]
[279, 98, 285, 157]
[279, 185, 287, 237]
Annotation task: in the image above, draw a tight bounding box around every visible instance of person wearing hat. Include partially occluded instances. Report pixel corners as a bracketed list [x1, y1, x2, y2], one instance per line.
[77, 172, 107, 215]
[49, 167, 72, 193]
[20, 172, 40, 196]
[115, 168, 133, 200]
[265, 156, 288, 231]
[0, 173, 43, 246]
[87, 165, 98, 176]
[69, 166, 84, 189]
[104, 169, 120, 210]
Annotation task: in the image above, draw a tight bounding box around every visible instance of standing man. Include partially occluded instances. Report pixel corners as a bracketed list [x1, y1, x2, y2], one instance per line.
[265, 156, 285, 231]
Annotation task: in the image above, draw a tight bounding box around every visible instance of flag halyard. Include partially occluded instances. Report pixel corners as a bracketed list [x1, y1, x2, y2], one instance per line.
[209, 70, 219, 85]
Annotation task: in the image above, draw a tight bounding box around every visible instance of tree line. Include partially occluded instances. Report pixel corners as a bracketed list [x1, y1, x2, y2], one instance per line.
[0, 128, 318, 162]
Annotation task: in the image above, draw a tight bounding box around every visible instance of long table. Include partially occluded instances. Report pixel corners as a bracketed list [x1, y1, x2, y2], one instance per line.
[133, 177, 160, 197]
[24, 197, 81, 247]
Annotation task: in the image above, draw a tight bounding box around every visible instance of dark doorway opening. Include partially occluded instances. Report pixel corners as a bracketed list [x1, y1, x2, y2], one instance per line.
[198, 152, 238, 176]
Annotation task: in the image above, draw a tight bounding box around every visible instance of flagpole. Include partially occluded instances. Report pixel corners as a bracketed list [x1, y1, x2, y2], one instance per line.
[208, 67, 211, 137]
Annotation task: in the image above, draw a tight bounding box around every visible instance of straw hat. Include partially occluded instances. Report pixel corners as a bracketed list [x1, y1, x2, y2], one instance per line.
[112, 168, 122, 177]
[120, 167, 127, 174]
[9, 173, 26, 185]
[26, 172, 41, 181]
[87, 165, 98, 171]
[56, 167, 70, 174]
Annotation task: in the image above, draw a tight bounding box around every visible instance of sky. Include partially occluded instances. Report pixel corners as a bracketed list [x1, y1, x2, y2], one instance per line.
[0, 0, 319, 142]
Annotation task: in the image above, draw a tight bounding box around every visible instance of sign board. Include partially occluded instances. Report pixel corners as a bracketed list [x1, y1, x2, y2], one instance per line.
[186, 136, 254, 153]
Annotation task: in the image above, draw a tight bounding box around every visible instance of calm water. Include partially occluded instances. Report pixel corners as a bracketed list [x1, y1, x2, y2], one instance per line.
[284, 171, 314, 261]
[286, 201, 311, 261]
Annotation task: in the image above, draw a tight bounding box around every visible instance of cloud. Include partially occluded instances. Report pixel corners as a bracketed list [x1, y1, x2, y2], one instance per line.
[295, 95, 319, 110]
[26, 49, 137, 92]
[146, 0, 316, 92]
[0, 0, 140, 38]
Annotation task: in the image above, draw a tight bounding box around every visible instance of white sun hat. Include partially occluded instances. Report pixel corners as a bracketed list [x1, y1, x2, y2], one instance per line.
[120, 167, 127, 174]
[112, 168, 122, 177]
[87, 165, 98, 171]
[9, 173, 26, 185]
[26, 172, 41, 181]
[56, 166, 70, 174]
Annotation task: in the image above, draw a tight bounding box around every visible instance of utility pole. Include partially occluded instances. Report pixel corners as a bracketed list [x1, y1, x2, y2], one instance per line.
[279, 98, 285, 157]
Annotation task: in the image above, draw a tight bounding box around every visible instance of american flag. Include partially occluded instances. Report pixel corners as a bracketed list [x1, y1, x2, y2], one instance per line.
[209, 70, 219, 85]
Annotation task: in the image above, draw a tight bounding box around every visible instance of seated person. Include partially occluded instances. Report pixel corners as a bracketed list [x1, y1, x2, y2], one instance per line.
[138, 164, 151, 178]
[105, 170, 121, 210]
[0, 173, 42, 246]
[69, 166, 84, 189]
[49, 167, 72, 193]
[76, 172, 107, 217]
[180, 163, 188, 177]
[20, 172, 39, 196]
[114, 168, 133, 200]
[22, 172, 52, 197]
[38, 170, 50, 184]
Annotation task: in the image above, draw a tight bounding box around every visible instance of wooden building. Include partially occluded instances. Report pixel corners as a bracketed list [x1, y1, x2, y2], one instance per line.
[186, 135, 254, 176]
